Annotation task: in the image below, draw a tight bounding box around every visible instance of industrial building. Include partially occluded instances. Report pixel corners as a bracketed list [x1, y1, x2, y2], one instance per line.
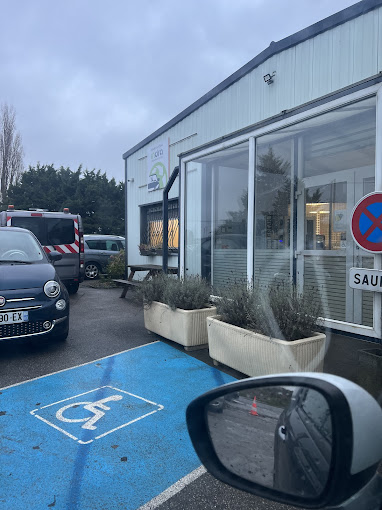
[123, 0, 382, 340]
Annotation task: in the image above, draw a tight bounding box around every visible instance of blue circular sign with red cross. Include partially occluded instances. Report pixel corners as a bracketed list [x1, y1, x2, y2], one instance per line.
[351, 192, 382, 253]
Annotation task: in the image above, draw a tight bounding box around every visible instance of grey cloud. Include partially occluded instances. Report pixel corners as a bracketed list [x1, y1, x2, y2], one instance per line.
[0, 0, 358, 182]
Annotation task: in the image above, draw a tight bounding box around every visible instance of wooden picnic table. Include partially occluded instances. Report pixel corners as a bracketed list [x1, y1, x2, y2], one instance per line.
[114, 264, 178, 298]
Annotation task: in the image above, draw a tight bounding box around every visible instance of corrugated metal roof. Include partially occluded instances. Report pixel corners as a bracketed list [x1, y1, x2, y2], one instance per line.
[123, 0, 382, 160]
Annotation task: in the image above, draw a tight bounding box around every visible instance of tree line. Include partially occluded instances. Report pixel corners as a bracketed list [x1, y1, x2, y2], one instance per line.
[1, 164, 125, 235]
[0, 103, 124, 236]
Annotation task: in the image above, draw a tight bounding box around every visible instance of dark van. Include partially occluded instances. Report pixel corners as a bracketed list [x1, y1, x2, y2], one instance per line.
[0, 206, 85, 293]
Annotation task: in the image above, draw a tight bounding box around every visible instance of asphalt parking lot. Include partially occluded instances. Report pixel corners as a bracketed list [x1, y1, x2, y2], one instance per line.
[0, 285, 153, 388]
[0, 284, 303, 510]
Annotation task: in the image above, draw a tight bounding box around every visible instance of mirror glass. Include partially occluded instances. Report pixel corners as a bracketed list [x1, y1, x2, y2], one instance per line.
[206, 385, 332, 499]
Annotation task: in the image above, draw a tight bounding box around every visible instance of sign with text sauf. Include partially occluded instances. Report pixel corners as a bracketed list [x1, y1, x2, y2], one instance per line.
[349, 268, 382, 292]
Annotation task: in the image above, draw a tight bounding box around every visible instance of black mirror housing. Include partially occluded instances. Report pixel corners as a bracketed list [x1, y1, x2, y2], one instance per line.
[186, 374, 382, 509]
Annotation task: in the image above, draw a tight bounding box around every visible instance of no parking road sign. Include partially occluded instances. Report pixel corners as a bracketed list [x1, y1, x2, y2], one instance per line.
[351, 192, 382, 253]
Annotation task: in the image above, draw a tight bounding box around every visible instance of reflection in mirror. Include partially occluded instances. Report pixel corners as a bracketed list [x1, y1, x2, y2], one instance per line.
[206, 385, 332, 499]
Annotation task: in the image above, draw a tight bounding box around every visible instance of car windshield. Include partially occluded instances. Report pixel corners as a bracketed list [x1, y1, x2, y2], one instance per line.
[0, 230, 45, 263]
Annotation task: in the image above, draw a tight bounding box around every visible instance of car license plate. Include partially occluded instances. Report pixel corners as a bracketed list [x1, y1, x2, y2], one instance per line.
[0, 311, 28, 325]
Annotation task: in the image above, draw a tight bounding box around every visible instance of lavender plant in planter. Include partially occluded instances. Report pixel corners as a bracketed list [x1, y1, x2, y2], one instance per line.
[141, 275, 216, 350]
[208, 282, 326, 376]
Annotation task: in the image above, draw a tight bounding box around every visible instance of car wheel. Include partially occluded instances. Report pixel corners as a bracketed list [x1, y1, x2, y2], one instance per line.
[67, 281, 79, 294]
[85, 262, 100, 279]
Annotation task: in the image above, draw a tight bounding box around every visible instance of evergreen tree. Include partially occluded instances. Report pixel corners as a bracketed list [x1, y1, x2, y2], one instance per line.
[4, 164, 124, 235]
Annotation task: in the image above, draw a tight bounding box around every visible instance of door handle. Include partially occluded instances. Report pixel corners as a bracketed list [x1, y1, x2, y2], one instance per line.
[278, 425, 287, 441]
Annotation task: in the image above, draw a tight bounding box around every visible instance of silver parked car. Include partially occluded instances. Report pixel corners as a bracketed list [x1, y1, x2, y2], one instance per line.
[84, 235, 125, 279]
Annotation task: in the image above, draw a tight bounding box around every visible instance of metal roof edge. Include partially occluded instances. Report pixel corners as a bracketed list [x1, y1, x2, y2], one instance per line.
[122, 0, 382, 161]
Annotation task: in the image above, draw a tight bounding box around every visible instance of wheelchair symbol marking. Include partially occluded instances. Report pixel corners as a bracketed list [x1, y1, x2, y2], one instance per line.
[30, 385, 164, 444]
[56, 395, 123, 431]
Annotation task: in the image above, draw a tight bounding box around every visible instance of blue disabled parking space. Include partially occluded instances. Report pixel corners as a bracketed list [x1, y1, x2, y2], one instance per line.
[0, 342, 236, 509]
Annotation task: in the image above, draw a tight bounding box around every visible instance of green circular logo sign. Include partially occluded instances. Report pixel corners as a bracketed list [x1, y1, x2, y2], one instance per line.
[149, 162, 167, 189]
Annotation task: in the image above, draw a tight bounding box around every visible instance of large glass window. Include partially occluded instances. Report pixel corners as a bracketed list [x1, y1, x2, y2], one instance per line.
[185, 142, 249, 288]
[46, 218, 75, 245]
[184, 96, 376, 329]
[10, 216, 75, 246]
[255, 96, 376, 327]
[11, 217, 46, 244]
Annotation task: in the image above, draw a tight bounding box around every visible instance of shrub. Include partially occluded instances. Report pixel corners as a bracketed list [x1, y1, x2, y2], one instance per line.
[216, 281, 322, 341]
[106, 250, 125, 279]
[261, 282, 322, 341]
[163, 276, 211, 310]
[215, 283, 259, 328]
[140, 274, 211, 310]
[139, 273, 168, 307]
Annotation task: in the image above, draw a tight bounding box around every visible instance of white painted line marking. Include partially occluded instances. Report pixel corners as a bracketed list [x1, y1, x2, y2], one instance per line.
[94, 408, 163, 440]
[137, 466, 207, 510]
[32, 386, 121, 412]
[31, 386, 163, 412]
[33, 415, 79, 441]
[1, 341, 159, 390]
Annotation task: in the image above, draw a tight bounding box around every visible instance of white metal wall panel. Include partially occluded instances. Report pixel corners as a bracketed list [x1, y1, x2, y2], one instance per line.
[353, 10, 379, 83]
[311, 31, 335, 100]
[126, 131, 199, 266]
[293, 38, 315, 105]
[331, 21, 355, 94]
[379, 8, 382, 71]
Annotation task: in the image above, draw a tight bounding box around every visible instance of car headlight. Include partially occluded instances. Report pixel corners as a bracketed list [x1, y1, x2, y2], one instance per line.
[44, 280, 61, 298]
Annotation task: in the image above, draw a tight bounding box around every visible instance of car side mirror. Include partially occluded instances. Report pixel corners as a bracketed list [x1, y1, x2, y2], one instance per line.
[186, 374, 382, 509]
[48, 251, 62, 263]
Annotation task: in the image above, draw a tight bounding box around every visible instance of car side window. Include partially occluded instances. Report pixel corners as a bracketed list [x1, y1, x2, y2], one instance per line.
[85, 240, 98, 249]
[106, 241, 119, 251]
[97, 241, 107, 250]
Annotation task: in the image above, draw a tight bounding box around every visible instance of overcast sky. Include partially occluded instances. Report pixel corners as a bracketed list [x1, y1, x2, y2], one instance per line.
[1, 0, 359, 183]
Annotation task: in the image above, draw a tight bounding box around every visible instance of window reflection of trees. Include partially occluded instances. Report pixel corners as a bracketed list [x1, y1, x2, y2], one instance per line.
[215, 190, 248, 243]
[256, 147, 292, 249]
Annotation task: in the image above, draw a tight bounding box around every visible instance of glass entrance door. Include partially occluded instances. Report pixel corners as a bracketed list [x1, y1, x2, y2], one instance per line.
[296, 168, 375, 327]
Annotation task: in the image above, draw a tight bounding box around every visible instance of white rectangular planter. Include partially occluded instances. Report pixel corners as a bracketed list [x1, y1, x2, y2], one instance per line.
[207, 316, 327, 376]
[144, 301, 217, 349]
